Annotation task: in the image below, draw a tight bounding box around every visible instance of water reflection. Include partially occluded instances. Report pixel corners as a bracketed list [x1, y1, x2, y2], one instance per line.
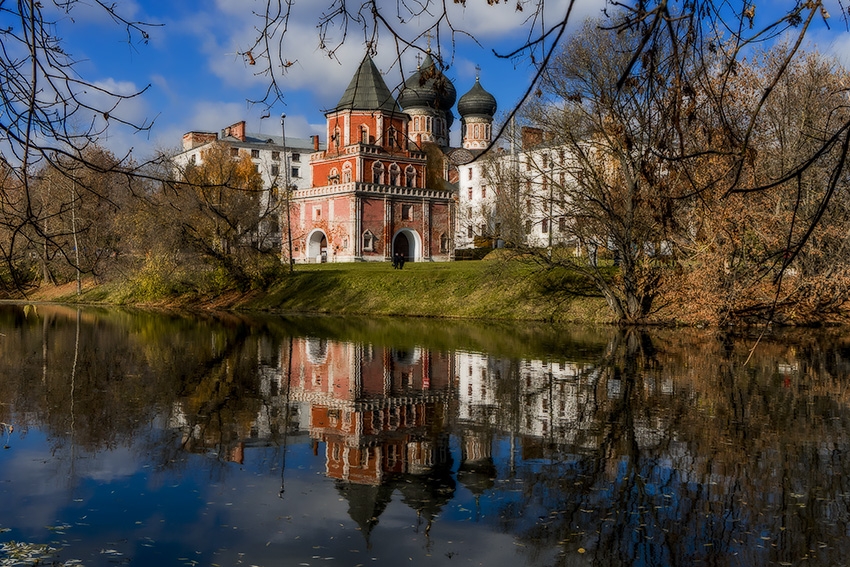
[1, 304, 849, 566]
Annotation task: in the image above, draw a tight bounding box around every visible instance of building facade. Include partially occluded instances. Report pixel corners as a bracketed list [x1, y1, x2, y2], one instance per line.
[455, 127, 576, 253]
[287, 52, 498, 264]
[174, 120, 325, 248]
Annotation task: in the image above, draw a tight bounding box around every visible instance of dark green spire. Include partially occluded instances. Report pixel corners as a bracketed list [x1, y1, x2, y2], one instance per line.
[333, 55, 401, 114]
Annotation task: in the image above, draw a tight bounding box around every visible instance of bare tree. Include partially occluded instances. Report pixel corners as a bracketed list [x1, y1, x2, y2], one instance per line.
[517, 8, 850, 324]
[1, 0, 849, 308]
[0, 1, 157, 295]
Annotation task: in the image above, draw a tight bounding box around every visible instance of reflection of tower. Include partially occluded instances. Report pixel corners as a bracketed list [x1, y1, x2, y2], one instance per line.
[458, 429, 496, 518]
[398, 436, 455, 538]
[285, 337, 456, 538]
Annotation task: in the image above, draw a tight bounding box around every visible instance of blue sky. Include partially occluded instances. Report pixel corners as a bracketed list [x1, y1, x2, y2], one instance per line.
[46, 0, 850, 161]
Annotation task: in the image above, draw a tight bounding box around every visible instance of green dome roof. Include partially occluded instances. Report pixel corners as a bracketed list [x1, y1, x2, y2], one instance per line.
[458, 77, 497, 118]
[397, 52, 457, 113]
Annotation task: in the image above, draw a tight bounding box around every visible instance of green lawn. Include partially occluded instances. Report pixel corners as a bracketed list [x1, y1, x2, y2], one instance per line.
[243, 259, 610, 322]
[39, 258, 612, 323]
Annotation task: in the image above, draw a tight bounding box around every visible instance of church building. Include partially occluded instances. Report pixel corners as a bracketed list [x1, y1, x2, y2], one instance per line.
[286, 51, 496, 264]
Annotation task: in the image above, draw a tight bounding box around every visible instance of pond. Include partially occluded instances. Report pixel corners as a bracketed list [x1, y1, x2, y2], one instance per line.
[0, 303, 849, 566]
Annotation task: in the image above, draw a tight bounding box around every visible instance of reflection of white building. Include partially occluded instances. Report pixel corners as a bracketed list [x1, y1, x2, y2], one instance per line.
[518, 358, 592, 444]
[456, 351, 503, 423]
[454, 350, 605, 449]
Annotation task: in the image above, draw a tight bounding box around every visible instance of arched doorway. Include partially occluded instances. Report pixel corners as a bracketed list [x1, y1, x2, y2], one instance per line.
[393, 232, 410, 262]
[307, 230, 328, 263]
[392, 229, 421, 263]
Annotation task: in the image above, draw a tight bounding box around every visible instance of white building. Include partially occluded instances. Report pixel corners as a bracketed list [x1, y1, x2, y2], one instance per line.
[173, 120, 325, 248]
[455, 127, 577, 253]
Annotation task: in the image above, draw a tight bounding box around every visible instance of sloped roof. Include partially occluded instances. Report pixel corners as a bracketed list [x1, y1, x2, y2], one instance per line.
[221, 133, 323, 152]
[332, 55, 401, 114]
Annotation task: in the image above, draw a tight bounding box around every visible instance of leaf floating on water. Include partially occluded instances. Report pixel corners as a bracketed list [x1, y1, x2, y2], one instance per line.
[2, 541, 60, 564]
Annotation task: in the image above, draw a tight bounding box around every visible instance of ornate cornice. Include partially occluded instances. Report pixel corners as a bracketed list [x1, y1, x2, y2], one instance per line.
[293, 181, 455, 201]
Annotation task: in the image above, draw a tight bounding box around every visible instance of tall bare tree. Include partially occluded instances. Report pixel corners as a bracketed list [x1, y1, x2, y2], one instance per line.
[0, 1, 156, 295]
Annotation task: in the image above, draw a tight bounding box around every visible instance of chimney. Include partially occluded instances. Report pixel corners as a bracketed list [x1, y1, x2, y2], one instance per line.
[182, 131, 218, 151]
[312, 135, 319, 151]
[229, 121, 247, 142]
[521, 126, 544, 149]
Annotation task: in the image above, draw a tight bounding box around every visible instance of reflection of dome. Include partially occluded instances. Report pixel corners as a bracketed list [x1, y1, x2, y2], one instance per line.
[335, 480, 393, 546]
[396, 470, 455, 522]
[398, 52, 457, 112]
[458, 77, 497, 118]
[457, 458, 497, 496]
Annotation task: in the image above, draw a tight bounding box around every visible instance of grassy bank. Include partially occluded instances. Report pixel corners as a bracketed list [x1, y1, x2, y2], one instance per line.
[31, 259, 613, 323]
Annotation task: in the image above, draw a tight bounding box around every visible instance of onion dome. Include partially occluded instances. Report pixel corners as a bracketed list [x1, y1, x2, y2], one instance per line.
[458, 77, 497, 118]
[397, 51, 457, 112]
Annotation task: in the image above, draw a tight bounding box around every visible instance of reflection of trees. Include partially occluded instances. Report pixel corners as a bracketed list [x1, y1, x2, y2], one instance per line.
[486, 329, 850, 566]
[4, 306, 850, 564]
[0, 305, 281, 474]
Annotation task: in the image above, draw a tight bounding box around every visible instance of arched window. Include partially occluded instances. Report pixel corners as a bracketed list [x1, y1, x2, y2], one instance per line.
[360, 125, 369, 144]
[333, 127, 341, 148]
[363, 230, 375, 251]
[342, 162, 352, 183]
[440, 233, 449, 253]
[388, 126, 397, 148]
[372, 162, 385, 184]
[389, 164, 400, 186]
[405, 166, 416, 188]
[329, 167, 340, 185]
